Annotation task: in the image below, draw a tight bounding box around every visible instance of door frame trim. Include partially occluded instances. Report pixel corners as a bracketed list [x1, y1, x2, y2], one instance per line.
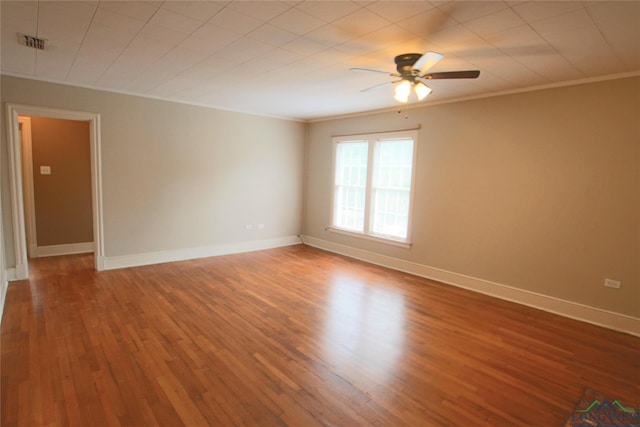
[17, 116, 37, 258]
[6, 104, 105, 278]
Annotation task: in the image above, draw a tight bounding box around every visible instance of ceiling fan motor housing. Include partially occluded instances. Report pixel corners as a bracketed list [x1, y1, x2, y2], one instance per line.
[394, 53, 423, 75]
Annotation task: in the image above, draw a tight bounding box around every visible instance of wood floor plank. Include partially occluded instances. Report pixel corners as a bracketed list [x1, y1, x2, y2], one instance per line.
[1, 245, 638, 426]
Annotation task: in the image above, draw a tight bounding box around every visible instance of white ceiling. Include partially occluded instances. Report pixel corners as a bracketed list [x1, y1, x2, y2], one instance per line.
[1, 1, 639, 121]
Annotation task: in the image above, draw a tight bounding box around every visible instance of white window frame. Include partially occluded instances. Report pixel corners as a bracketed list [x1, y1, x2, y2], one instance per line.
[330, 129, 418, 247]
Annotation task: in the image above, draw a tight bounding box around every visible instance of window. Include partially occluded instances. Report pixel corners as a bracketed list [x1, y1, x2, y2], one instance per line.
[332, 130, 417, 244]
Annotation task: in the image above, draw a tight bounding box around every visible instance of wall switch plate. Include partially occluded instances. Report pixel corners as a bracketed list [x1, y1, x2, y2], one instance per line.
[40, 166, 51, 175]
[258, 224, 265, 230]
[604, 279, 621, 289]
[245, 224, 253, 230]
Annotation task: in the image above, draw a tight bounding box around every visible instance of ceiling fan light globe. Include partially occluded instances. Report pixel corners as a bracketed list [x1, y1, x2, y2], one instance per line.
[415, 82, 432, 100]
[394, 93, 409, 103]
[394, 80, 411, 103]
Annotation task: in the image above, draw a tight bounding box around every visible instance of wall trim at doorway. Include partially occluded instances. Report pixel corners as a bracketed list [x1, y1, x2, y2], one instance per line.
[6, 268, 17, 282]
[5, 104, 105, 279]
[17, 116, 39, 259]
[0, 270, 7, 324]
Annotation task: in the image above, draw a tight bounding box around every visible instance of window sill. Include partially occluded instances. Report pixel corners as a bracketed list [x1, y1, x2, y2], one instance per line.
[326, 226, 412, 249]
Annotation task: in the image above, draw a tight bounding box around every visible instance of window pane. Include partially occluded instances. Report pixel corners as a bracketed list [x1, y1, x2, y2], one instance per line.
[371, 189, 410, 238]
[371, 139, 413, 239]
[335, 186, 365, 232]
[335, 141, 367, 187]
[372, 139, 413, 190]
[334, 141, 368, 232]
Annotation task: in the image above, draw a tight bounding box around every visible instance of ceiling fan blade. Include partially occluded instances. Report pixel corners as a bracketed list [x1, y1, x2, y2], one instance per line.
[413, 52, 444, 72]
[361, 81, 396, 92]
[350, 67, 397, 76]
[422, 70, 480, 79]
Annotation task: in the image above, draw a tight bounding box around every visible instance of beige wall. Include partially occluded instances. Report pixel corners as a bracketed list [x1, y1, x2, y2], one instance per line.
[29, 116, 93, 246]
[1, 76, 305, 263]
[305, 76, 640, 317]
[2, 75, 637, 319]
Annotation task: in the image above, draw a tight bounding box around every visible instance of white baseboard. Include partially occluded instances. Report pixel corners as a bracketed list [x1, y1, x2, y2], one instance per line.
[103, 235, 302, 271]
[95, 255, 106, 272]
[301, 235, 640, 337]
[9, 264, 28, 281]
[34, 242, 94, 258]
[0, 271, 7, 324]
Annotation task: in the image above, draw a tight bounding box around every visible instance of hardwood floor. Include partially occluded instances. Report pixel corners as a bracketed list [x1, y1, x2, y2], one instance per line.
[1, 245, 638, 426]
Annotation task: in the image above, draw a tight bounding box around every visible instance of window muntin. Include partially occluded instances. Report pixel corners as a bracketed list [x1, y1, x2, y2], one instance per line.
[332, 131, 416, 243]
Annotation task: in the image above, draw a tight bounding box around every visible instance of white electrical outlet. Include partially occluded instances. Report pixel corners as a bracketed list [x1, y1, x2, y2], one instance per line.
[245, 224, 253, 230]
[258, 224, 265, 230]
[604, 279, 621, 289]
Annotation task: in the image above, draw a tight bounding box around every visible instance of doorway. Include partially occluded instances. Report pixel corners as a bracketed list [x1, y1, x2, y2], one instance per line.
[6, 104, 105, 279]
[19, 115, 94, 259]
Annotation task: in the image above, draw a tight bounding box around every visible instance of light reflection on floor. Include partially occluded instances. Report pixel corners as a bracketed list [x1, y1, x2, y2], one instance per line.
[322, 272, 406, 384]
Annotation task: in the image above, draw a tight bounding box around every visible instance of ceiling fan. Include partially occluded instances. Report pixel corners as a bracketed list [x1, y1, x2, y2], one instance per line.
[350, 52, 480, 103]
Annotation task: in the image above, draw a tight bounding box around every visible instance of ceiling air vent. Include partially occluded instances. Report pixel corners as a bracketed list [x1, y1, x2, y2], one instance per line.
[17, 33, 47, 50]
